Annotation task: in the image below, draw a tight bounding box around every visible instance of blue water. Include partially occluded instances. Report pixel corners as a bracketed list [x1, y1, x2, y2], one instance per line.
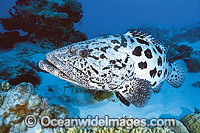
[77, 0, 200, 38]
[0, 0, 199, 38]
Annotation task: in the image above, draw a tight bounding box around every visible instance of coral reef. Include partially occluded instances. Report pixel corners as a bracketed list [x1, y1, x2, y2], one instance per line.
[88, 90, 114, 102]
[0, 31, 29, 49]
[168, 120, 189, 133]
[167, 44, 193, 63]
[0, 0, 87, 45]
[185, 57, 200, 73]
[0, 94, 6, 108]
[0, 82, 69, 132]
[0, 82, 11, 92]
[8, 68, 41, 86]
[36, 126, 174, 133]
[180, 113, 200, 133]
[173, 24, 200, 43]
[192, 81, 200, 88]
[194, 107, 200, 114]
[67, 84, 114, 102]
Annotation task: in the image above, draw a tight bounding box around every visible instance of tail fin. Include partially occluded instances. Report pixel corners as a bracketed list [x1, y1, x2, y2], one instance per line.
[166, 60, 187, 88]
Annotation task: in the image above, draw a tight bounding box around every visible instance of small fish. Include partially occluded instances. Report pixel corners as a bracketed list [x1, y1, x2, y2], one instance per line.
[39, 30, 186, 108]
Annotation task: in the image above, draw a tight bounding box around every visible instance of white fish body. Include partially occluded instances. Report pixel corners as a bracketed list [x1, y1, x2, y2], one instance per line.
[39, 30, 186, 107]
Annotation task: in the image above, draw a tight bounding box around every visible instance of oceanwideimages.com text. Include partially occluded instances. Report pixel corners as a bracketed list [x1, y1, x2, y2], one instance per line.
[25, 115, 176, 129]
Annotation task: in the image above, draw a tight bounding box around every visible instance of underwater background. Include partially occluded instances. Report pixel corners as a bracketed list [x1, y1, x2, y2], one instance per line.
[0, 0, 199, 132]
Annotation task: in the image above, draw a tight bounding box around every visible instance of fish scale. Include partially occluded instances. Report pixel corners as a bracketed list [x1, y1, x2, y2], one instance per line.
[39, 30, 186, 108]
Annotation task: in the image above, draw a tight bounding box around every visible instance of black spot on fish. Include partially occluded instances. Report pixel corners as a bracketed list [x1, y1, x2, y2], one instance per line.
[90, 65, 99, 75]
[153, 48, 157, 53]
[122, 63, 126, 67]
[102, 35, 109, 38]
[84, 61, 87, 66]
[114, 65, 122, 70]
[158, 56, 162, 66]
[144, 49, 152, 59]
[114, 45, 121, 52]
[132, 46, 142, 56]
[116, 59, 122, 62]
[80, 63, 83, 68]
[136, 38, 149, 46]
[113, 35, 120, 37]
[152, 81, 157, 86]
[102, 67, 110, 70]
[125, 84, 129, 89]
[102, 86, 105, 89]
[138, 61, 147, 69]
[111, 40, 120, 44]
[128, 36, 134, 43]
[100, 42, 106, 44]
[157, 70, 162, 77]
[88, 49, 93, 52]
[122, 88, 128, 93]
[100, 54, 107, 59]
[150, 67, 157, 78]
[124, 55, 129, 63]
[88, 55, 99, 60]
[173, 68, 175, 71]
[164, 69, 167, 77]
[87, 70, 91, 76]
[155, 45, 163, 54]
[73, 61, 76, 65]
[110, 60, 116, 64]
[95, 47, 99, 50]
[101, 46, 111, 53]
[120, 35, 127, 47]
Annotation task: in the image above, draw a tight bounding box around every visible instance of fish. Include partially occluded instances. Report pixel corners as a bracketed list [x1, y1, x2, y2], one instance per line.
[39, 30, 186, 108]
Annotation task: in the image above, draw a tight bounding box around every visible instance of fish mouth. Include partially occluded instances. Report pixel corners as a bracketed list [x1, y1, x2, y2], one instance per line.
[39, 52, 88, 87]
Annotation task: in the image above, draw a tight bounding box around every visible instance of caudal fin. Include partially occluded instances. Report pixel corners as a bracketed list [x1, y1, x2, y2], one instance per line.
[166, 60, 187, 88]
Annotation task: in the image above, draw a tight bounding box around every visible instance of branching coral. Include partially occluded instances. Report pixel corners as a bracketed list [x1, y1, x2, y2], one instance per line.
[0, 0, 87, 45]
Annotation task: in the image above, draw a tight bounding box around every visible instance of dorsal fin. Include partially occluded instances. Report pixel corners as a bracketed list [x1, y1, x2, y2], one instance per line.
[125, 29, 167, 54]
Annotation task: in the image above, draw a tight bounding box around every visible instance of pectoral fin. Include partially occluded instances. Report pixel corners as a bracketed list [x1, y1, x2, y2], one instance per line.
[115, 91, 130, 106]
[116, 78, 152, 108]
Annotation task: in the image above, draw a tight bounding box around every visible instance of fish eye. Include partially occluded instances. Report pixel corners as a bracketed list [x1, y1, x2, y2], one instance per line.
[79, 49, 88, 57]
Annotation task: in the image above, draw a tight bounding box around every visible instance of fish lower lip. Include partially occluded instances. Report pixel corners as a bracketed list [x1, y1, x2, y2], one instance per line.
[41, 53, 88, 86]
